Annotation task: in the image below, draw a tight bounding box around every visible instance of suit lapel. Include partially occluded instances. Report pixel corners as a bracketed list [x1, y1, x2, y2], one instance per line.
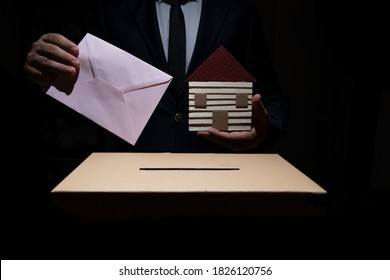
[187, 0, 230, 76]
[127, 0, 169, 72]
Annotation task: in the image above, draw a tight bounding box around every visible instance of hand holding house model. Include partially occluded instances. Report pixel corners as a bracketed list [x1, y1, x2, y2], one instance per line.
[187, 46, 256, 132]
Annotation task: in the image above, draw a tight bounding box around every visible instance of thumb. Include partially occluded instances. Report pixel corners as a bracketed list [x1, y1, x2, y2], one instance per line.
[252, 94, 269, 129]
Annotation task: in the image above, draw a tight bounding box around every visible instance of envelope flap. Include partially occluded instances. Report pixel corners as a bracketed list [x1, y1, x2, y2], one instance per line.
[85, 33, 172, 92]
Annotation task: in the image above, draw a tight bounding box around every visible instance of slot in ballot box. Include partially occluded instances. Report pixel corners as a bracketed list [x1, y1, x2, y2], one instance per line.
[51, 153, 327, 222]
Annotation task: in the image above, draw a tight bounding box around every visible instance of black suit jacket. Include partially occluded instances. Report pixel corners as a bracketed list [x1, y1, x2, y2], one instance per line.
[94, 0, 288, 152]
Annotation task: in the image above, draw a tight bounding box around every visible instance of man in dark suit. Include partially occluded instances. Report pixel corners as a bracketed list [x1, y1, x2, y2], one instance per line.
[24, 0, 288, 153]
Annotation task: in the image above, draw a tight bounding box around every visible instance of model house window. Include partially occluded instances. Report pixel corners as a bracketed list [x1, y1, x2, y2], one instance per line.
[236, 93, 248, 108]
[194, 93, 207, 108]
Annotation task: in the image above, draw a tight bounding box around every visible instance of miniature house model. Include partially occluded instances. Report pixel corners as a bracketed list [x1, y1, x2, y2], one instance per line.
[187, 46, 256, 132]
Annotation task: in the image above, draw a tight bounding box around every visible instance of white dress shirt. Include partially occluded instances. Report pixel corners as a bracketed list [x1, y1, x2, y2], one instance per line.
[155, 0, 202, 73]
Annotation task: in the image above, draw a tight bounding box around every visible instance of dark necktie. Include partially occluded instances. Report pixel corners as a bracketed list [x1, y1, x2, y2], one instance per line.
[165, 0, 188, 95]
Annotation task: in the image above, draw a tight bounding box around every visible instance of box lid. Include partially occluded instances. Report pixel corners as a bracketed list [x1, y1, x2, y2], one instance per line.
[52, 153, 326, 194]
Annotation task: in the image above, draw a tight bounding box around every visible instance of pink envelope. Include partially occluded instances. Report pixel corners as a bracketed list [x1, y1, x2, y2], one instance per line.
[46, 33, 172, 145]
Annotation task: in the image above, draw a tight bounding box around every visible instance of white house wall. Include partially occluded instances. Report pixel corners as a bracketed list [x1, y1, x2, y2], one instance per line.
[188, 81, 253, 132]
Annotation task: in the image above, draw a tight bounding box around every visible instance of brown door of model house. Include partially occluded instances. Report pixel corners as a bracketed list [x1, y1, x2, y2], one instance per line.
[212, 110, 228, 131]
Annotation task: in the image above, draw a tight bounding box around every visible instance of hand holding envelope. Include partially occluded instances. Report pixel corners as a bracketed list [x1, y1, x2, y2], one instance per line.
[46, 33, 172, 146]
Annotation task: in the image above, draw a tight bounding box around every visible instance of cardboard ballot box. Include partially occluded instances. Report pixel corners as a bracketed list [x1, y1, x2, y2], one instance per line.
[51, 153, 327, 222]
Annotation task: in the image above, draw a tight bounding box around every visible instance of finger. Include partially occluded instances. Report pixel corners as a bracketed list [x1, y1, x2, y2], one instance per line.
[35, 33, 80, 71]
[197, 128, 257, 152]
[24, 61, 72, 87]
[205, 128, 253, 141]
[26, 51, 79, 76]
[41, 33, 80, 58]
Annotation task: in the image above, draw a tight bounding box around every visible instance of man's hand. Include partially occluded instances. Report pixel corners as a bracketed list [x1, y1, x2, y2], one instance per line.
[24, 33, 80, 88]
[197, 93, 270, 152]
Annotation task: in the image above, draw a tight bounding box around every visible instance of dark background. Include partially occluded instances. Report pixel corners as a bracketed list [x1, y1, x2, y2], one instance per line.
[2, 0, 389, 259]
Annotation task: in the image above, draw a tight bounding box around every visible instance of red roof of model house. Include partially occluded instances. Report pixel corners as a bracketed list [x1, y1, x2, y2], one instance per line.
[187, 45, 257, 82]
